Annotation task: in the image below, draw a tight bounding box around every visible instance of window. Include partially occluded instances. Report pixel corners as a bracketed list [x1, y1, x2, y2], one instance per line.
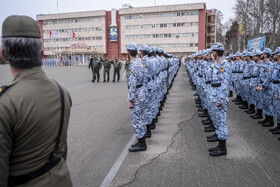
[177, 12, 181, 16]
[181, 12, 185, 16]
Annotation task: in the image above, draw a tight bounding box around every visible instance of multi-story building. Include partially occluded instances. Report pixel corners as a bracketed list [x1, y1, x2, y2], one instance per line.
[37, 3, 216, 64]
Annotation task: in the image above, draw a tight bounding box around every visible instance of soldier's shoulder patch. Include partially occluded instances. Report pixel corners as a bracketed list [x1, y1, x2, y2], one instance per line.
[0, 85, 10, 97]
[266, 61, 269, 64]
[220, 67, 225, 73]
[142, 63, 146, 67]
[266, 68, 269, 72]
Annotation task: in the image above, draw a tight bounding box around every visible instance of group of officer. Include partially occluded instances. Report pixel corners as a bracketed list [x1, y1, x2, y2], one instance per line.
[126, 43, 180, 152]
[185, 43, 280, 157]
[88, 55, 122, 83]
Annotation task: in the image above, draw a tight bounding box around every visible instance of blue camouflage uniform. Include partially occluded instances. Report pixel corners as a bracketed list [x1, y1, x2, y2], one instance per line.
[127, 44, 147, 139]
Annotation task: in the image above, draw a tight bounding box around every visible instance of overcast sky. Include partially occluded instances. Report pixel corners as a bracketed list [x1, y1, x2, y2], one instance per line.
[0, 0, 236, 35]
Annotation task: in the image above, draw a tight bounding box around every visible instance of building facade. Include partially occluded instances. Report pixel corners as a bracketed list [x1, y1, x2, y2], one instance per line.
[37, 3, 216, 63]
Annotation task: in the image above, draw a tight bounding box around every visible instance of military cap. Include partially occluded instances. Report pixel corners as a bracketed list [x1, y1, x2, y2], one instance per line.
[242, 51, 248, 56]
[262, 48, 272, 54]
[139, 44, 148, 51]
[127, 43, 138, 51]
[235, 52, 242, 57]
[229, 54, 234, 58]
[212, 43, 224, 51]
[153, 47, 159, 53]
[159, 48, 164, 53]
[2, 15, 41, 38]
[272, 47, 280, 55]
[246, 52, 253, 57]
[253, 50, 262, 56]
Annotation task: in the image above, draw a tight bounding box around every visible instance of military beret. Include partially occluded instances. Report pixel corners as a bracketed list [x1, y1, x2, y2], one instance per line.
[2, 15, 41, 38]
[127, 43, 138, 51]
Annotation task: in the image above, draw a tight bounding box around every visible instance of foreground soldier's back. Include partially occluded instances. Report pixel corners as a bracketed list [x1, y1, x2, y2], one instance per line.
[0, 15, 72, 187]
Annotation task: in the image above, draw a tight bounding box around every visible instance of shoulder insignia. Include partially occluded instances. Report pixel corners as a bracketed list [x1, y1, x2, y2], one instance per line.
[142, 63, 146, 67]
[266, 61, 269, 64]
[0, 85, 10, 97]
[266, 68, 269, 72]
[220, 67, 225, 73]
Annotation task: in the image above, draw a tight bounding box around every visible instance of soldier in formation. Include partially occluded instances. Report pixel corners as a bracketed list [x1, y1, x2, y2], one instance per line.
[186, 44, 280, 157]
[89, 55, 102, 82]
[126, 43, 180, 152]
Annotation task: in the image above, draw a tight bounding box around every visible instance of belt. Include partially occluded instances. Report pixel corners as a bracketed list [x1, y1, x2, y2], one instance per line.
[252, 76, 258, 78]
[206, 81, 211, 84]
[271, 80, 280, 84]
[211, 83, 221, 87]
[232, 71, 239, 73]
[128, 84, 143, 89]
[243, 77, 251, 80]
[8, 158, 61, 186]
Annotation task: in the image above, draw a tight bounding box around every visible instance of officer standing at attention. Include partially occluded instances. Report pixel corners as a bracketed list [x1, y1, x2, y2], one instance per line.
[207, 43, 230, 157]
[102, 55, 111, 82]
[127, 43, 147, 152]
[113, 57, 122, 82]
[89, 55, 102, 82]
[0, 15, 72, 186]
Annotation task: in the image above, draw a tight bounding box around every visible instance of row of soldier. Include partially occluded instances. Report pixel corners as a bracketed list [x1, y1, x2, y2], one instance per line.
[185, 43, 280, 157]
[126, 43, 180, 152]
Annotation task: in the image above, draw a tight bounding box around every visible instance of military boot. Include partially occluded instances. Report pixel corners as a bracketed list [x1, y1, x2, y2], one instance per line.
[193, 92, 199, 96]
[192, 85, 196, 91]
[150, 119, 156, 129]
[157, 111, 161, 116]
[204, 124, 215, 132]
[202, 119, 212, 125]
[269, 123, 280, 132]
[258, 115, 269, 124]
[129, 138, 147, 152]
[245, 104, 255, 114]
[199, 111, 209, 118]
[228, 91, 233, 97]
[239, 101, 249, 109]
[251, 109, 263, 119]
[209, 140, 227, 156]
[271, 124, 280, 134]
[202, 117, 211, 123]
[261, 116, 274, 127]
[198, 108, 207, 112]
[235, 97, 244, 105]
[207, 134, 219, 142]
[145, 125, 152, 138]
[232, 95, 241, 102]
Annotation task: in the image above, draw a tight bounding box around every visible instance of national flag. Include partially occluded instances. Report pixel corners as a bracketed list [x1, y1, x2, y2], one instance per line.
[72, 31, 76, 38]
[49, 30, 52, 38]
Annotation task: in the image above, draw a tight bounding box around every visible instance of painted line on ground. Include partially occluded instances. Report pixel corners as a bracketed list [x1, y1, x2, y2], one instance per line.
[100, 135, 136, 187]
[67, 83, 92, 91]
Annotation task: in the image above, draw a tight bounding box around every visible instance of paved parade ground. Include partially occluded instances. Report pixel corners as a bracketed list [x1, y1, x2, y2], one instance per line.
[1, 64, 280, 187]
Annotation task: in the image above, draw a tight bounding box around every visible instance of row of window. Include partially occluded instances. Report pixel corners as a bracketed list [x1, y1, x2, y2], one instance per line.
[44, 36, 103, 43]
[125, 22, 199, 29]
[43, 27, 103, 34]
[44, 45, 104, 51]
[43, 17, 103, 25]
[124, 11, 199, 20]
[125, 43, 198, 49]
[125, 32, 198, 39]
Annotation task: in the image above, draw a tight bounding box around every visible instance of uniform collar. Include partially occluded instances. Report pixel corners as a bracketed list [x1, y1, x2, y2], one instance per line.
[13, 66, 46, 84]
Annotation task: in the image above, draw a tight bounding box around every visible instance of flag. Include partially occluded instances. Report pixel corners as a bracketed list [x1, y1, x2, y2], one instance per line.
[49, 30, 52, 38]
[72, 31, 76, 38]
[60, 56, 62, 62]
[239, 22, 243, 36]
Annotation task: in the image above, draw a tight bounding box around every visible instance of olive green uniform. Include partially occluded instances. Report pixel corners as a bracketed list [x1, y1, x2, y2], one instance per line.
[89, 58, 102, 82]
[0, 67, 73, 187]
[113, 61, 122, 82]
[102, 59, 111, 82]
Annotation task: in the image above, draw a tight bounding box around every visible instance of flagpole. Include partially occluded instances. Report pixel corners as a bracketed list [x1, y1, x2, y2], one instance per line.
[56, 0, 61, 66]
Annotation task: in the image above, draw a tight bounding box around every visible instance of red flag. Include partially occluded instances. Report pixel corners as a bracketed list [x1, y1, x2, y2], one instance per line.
[50, 30, 52, 38]
[60, 56, 62, 62]
[72, 31, 75, 38]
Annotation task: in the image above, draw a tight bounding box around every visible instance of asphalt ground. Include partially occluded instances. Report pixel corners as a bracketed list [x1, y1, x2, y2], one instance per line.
[1, 64, 280, 187]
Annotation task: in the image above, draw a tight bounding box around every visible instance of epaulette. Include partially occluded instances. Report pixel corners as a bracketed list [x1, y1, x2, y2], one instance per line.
[0, 85, 10, 97]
